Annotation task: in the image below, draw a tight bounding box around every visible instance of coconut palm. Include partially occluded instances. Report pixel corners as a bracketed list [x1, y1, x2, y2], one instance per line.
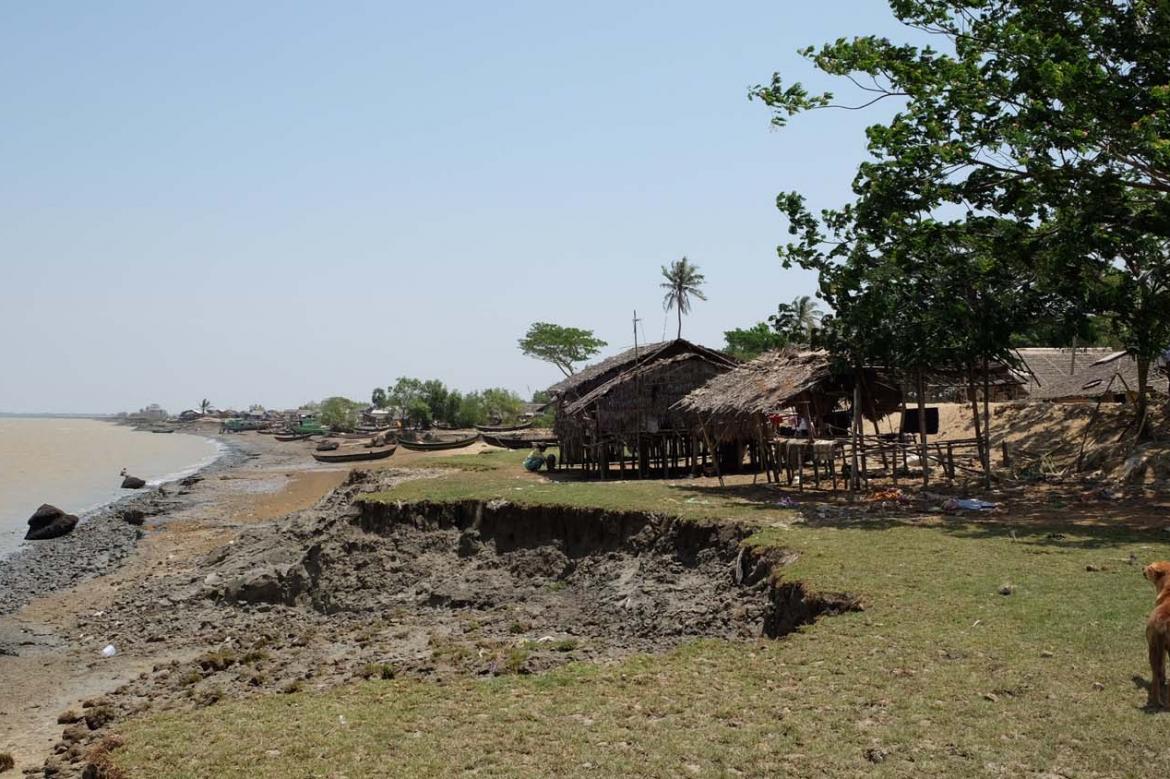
[790, 295, 823, 339]
[199, 398, 211, 415]
[770, 295, 824, 345]
[660, 257, 707, 339]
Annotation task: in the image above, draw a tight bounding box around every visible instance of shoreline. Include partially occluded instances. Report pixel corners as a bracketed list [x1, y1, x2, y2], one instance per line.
[0, 428, 246, 615]
[0, 431, 354, 773]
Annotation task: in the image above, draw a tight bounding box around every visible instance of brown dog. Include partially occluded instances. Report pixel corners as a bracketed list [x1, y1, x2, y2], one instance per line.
[1145, 561, 1170, 708]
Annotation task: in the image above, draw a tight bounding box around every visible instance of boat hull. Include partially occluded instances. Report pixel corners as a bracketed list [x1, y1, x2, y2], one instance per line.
[397, 434, 480, 452]
[311, 445, 397, 463]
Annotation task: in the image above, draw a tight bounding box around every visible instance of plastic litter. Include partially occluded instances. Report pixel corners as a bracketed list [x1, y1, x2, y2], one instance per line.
[944, 498, 999, 511]
[100, 644, 117, 658]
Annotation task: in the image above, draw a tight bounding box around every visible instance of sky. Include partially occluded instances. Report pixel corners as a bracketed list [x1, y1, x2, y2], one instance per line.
[1, 1, 915, 414]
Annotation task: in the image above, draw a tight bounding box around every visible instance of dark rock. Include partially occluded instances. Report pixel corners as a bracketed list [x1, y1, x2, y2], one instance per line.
[179, 475, 203, 487]
[118, 509, 147, 527]
[120, 476, 146, 489]
[25, 505, 79, 541]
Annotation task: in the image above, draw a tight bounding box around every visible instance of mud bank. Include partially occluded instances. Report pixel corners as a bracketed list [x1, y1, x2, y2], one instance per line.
[36, 471, 859, 778]
[0, 440, 246, 616]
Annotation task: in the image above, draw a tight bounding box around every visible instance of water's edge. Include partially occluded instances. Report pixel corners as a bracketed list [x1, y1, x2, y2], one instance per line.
[0, 433, 247, 614]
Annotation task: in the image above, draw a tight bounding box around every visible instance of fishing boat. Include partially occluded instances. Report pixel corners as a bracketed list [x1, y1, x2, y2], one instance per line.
[480, 433, 558, 450]
[274, 432, 315, 442]
[149, 427, 176, 434]
[397, 433, 480, 452]
[475, 422, 533, 433]
[311, 444, 397, 464]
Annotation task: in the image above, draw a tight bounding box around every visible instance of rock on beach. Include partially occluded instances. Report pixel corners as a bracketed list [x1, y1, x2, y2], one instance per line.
[24, 504, 79, 541]
[120, 475, 146, 489]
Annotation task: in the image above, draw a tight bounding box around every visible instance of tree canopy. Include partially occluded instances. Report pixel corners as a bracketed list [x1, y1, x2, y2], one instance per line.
[518, 323, 608, 378]
[755, 0, 1170, 437]
[317, 396, 363, 432]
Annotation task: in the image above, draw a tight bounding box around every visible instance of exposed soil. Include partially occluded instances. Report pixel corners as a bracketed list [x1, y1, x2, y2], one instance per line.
[34, 470, 857, 778]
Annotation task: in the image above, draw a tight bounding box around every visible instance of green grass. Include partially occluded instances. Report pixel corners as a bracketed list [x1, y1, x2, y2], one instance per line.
[112, 460, 1170, 777]
[380, 449, 797, 525]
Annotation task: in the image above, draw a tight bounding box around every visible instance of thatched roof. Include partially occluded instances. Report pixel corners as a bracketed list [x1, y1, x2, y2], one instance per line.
[564, 352, 734, 416]
[675, 349, 901, 420]
[1027, 350, 1169, 400]
[549, 339, 734, 399]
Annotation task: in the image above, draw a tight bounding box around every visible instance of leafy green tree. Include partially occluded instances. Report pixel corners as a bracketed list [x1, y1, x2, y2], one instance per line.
[519, 323, 608, 377]
[660, 257, 707, 339]
[723, 322, 787, 360]
[318, 396, 363, 432]
[755, 0, 1170, 436]
[480, 387, 524, 424]
[371, 387, 388, 409]
[388, 377, 424, 427]
[405, 398, 433, 429]
[455, 393, 485, 428]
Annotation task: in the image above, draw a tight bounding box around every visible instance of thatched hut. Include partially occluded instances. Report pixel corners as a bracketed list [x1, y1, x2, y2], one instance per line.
[676, 349, 902, 441]
[550, 339, 737, 477]
[673, 349, 905, 481]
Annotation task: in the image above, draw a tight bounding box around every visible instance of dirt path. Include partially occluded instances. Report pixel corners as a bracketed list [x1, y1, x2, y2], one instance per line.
[0, 433, 349, 773]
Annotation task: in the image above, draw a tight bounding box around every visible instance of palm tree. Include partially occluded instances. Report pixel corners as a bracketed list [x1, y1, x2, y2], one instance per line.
[199, 398, 211, 415]
[790, 295, 823, 339]
[660, 257, 707, 339]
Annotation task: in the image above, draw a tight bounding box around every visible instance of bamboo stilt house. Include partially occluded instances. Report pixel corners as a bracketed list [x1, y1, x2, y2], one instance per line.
[549, 339, 738, 477]
[674, 349, 903, 449]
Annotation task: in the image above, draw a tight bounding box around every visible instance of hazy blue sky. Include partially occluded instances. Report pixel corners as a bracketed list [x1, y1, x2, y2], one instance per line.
[1, 1, 912, 413]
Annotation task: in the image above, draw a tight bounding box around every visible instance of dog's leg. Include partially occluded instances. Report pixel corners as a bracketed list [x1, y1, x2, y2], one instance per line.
[1149, 628, 1167, 708]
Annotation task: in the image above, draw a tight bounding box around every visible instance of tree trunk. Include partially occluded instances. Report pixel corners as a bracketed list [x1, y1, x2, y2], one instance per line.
[967, 365, 991, 487]
[676, 305, 682, 340]
[982, 355, 992, 472]
[1136, 355, 1151, 441]
[917, 370, 929, 488]
[851, 374, 862, 496]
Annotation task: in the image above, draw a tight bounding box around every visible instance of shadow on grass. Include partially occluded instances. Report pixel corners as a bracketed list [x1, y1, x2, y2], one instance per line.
[664, 481, 1170, 551]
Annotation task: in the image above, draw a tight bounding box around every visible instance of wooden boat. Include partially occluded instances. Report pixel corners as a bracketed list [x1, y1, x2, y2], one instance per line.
[397, 434, 480, 452]
[475, 422, 533, 433]
[315, 440, 340, 451]
[274, 432, 315, 442]
[311, 445, 396, 464]
[480, 433, 557, 450]
[149, 427, 176, 434]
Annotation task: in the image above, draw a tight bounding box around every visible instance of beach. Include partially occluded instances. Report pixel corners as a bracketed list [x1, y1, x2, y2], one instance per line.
[0, 426, 352, 771]
[0, 425, 517, 774]
[0, 418, 224, 559]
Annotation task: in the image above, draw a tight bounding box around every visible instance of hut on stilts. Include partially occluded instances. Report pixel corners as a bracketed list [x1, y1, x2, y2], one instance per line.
[549, 339, 738, 478]
[674, 349, 904, 490]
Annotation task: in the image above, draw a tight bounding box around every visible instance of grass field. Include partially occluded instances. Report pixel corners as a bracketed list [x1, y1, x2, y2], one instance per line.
[113, 451, 1170, 777]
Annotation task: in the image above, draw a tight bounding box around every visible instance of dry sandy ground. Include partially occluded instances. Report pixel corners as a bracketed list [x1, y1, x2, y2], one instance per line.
[0, 431, 353, 772]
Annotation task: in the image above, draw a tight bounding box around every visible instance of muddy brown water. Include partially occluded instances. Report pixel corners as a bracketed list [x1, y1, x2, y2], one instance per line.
[41, 471, 859, 778]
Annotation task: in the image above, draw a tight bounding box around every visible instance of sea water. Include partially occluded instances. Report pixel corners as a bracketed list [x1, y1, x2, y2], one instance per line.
[0, 418, 222, 557]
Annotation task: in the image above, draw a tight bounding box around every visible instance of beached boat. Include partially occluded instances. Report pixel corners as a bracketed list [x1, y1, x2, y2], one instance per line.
[315, 440, 340, 451]
[397, 434, 480, 452]
[480, 433, 557, 450]
[311, 445, 397, 464]
[149, 427, 176, 434]
[274, 432, 315, 442]
[475, 422, 533, 433]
